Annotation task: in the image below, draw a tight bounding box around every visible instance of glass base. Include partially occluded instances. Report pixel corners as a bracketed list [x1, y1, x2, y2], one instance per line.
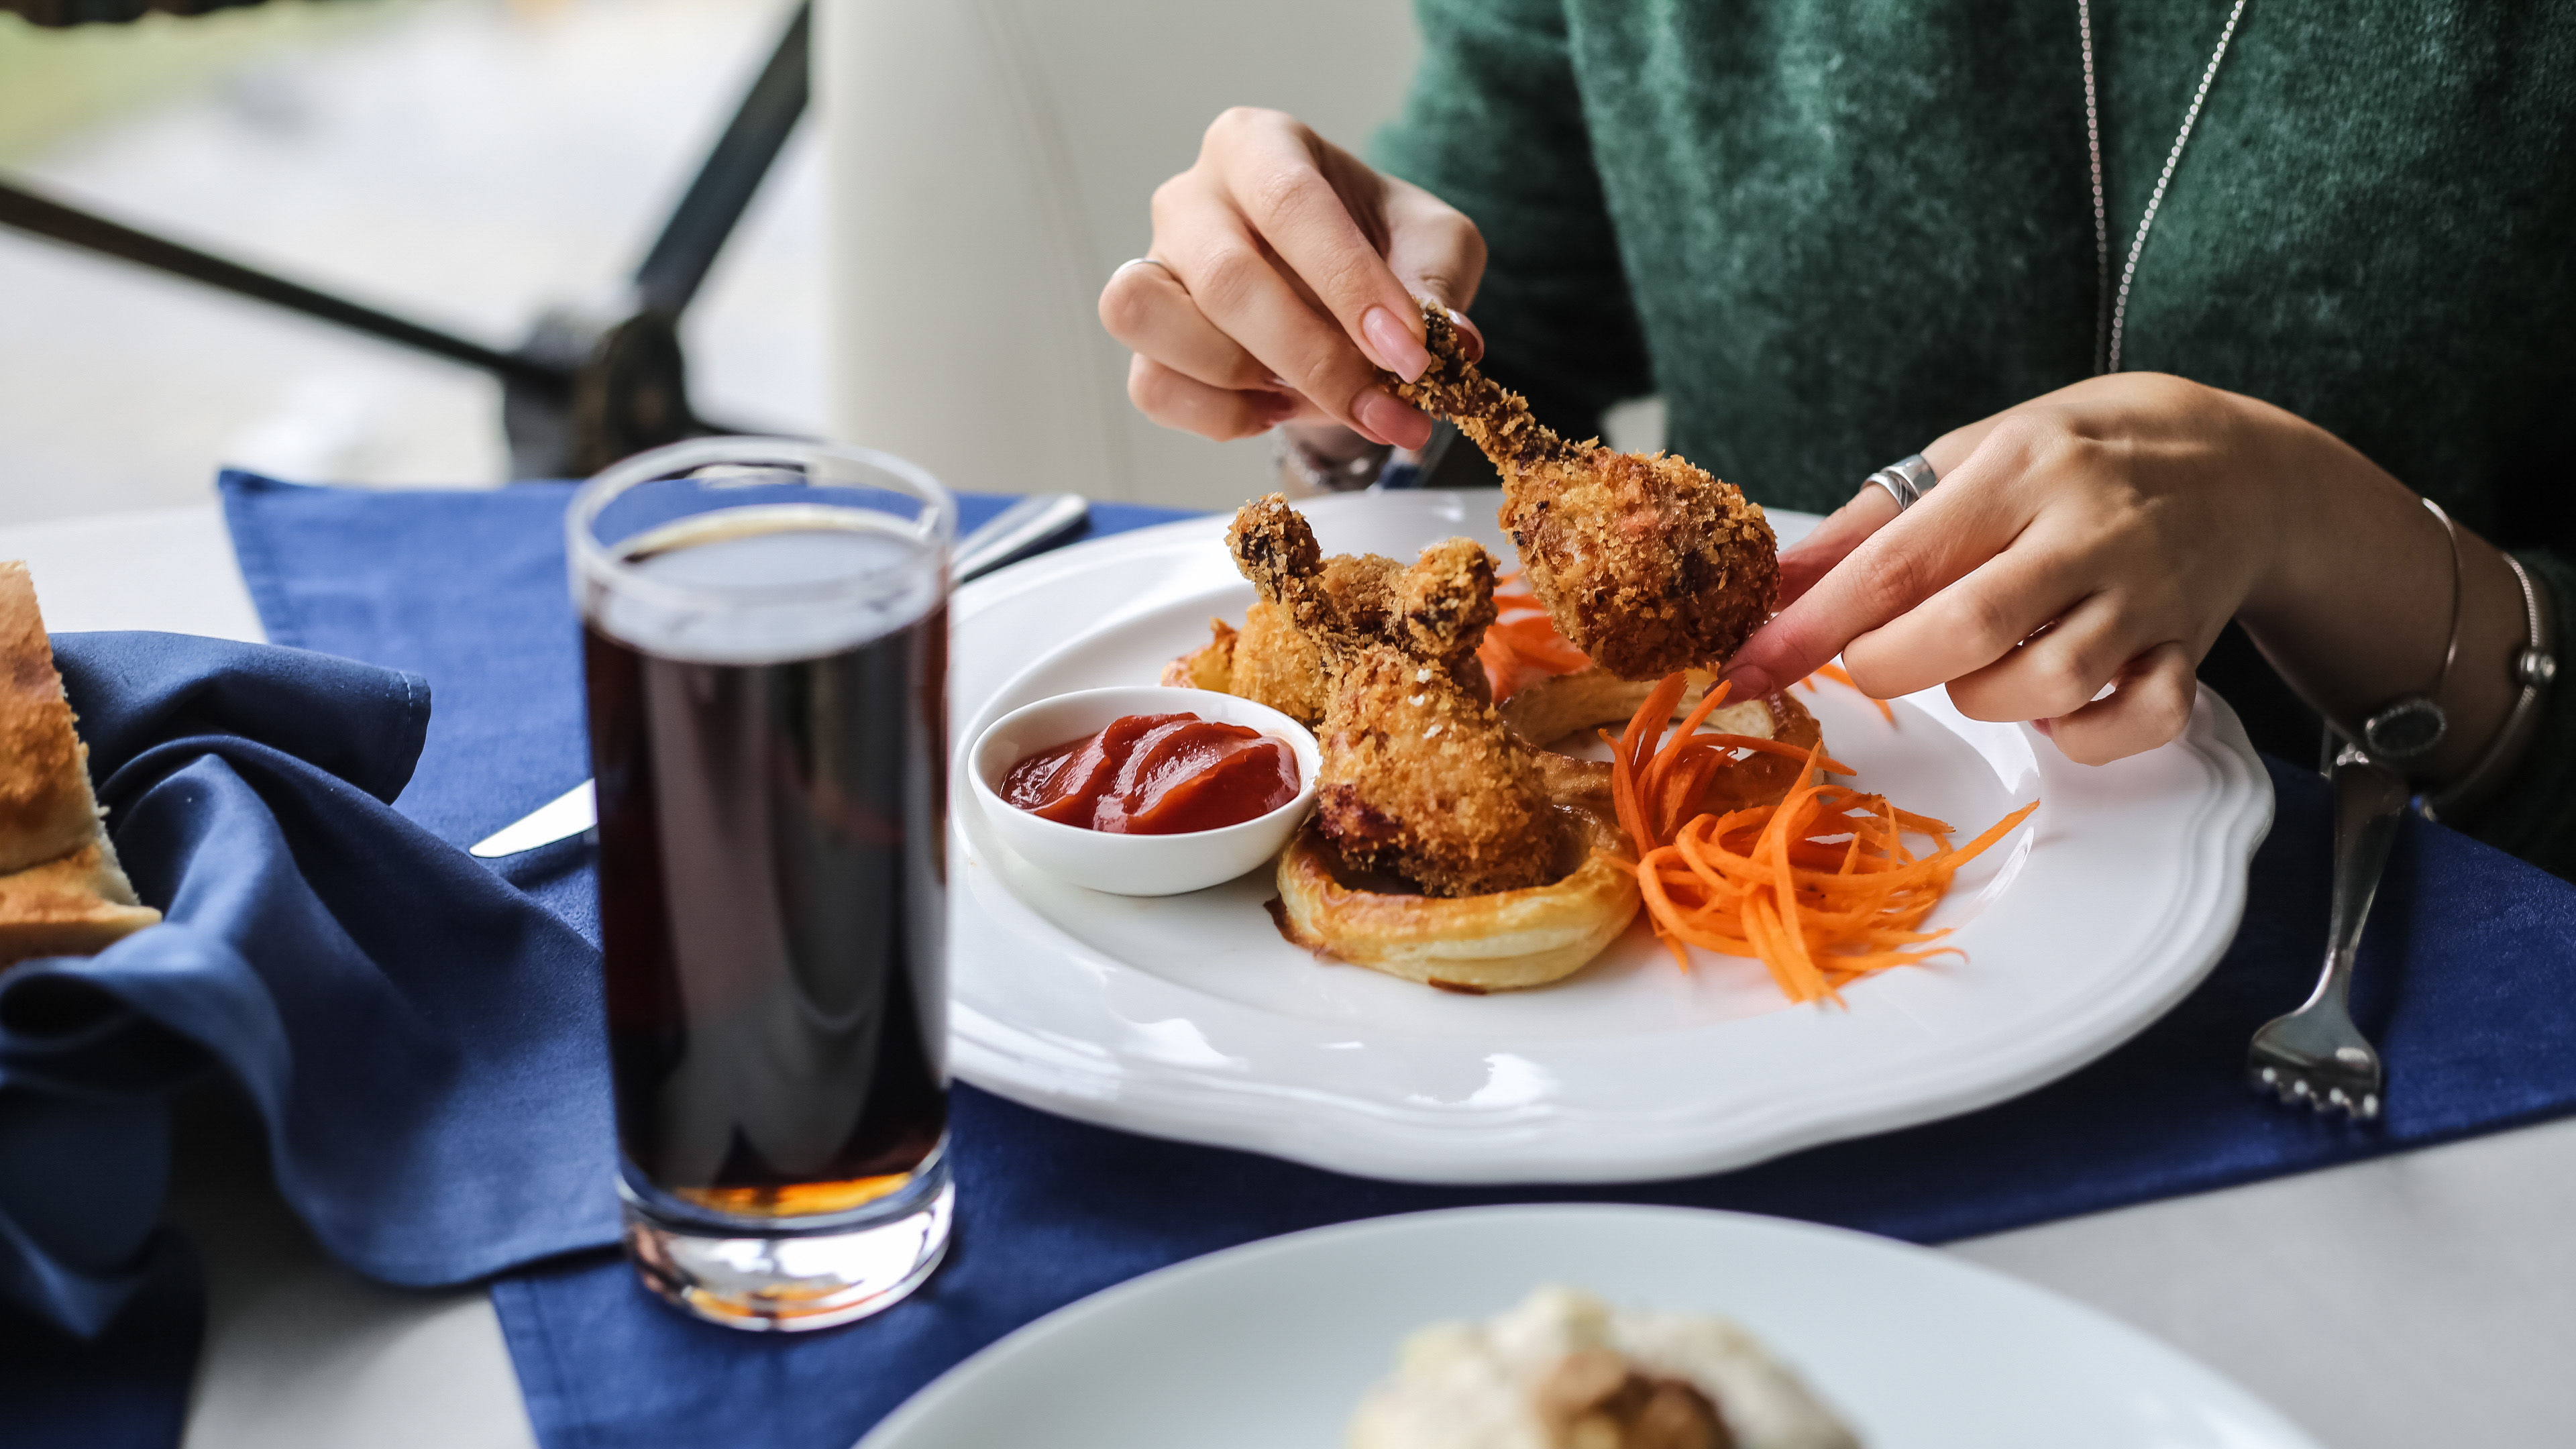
[620, 1157, 952, 1332]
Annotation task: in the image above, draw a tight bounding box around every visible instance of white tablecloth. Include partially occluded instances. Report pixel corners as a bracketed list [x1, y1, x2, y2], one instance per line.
[8, 504, 2567, 1449]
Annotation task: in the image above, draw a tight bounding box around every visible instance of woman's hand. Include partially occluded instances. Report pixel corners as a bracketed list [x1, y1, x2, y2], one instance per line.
[1097, 107, 1485, 449]
[1722, 372, 2516, 776]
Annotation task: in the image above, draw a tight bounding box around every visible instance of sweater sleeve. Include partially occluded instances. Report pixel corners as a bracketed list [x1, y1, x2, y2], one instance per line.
[2462, 549, 2576, 878]
[1371, 0, 1652, 441]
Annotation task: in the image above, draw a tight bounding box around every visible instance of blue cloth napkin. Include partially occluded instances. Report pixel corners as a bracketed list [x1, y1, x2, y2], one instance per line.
[203, 472, 2576, 1449]
[0, 633, 616, 1333]
[0, 1236, 197, 1449]
[0, 625, 629, 1448]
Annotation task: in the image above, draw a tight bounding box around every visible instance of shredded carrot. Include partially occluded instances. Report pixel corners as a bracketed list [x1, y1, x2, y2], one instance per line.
[1479, 572, 1592, 700]
[1690, 733, 1858, 772]
[1805, 661, 1897, 724]
[1610, 673, 2037, 1004]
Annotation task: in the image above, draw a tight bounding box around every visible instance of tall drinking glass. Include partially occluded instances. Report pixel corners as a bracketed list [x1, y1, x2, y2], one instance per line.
[568, 437, 954, 1331]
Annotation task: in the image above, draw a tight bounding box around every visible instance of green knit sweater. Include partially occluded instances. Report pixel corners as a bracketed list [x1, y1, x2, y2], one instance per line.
[1375, 0, 2576, 875]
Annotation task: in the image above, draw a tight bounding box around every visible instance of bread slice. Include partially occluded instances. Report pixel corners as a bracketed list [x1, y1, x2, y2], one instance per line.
[0, 843, 163, 966]
[0, 561, 109, 876]
[0, 561, 160, 965]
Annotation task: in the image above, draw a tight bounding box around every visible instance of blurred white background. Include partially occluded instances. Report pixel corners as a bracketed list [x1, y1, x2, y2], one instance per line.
[0, 0, 821, 526]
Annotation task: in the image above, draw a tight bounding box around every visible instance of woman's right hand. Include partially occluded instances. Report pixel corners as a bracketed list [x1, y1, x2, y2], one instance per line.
[1098, 106, 1487, 449]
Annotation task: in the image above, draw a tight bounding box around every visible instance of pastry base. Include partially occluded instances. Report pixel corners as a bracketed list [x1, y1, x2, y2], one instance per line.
[1271, 811, 1638, 994]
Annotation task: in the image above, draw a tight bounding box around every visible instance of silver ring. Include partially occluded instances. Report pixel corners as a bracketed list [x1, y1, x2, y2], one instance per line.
[1865, 453, 1938, 512]
[1112, 256, 1183, 290]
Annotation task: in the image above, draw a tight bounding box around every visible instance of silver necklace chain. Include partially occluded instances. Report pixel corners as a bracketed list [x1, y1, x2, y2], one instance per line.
[2080, 0, 2251, 374]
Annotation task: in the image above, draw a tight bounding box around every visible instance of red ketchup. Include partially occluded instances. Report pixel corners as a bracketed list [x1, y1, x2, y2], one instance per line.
[1002, 712, 1298, 835]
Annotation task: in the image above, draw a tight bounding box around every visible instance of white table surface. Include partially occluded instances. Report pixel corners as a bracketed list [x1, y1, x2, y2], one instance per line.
[9, 504, 2571, 1449]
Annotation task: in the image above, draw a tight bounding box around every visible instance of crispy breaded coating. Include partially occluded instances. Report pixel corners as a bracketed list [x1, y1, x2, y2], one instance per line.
[1160, 616, 1238, 691]
[1389, 301, 1779, 680]
[1227, 495, 1556, 898]
[1228, 598, 1322, 722]
[1228, 554, 1404, 726]
[1220, 534, 1489, 727]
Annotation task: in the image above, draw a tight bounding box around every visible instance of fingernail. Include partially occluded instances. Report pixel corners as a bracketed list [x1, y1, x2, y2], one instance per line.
[1264, 374, 1294, 391]
[1446, 308, 1485, 362]
[2032, 716, 2057, 738]
[1722, 664, 1774, 699]
[1354, 389, 1432, 449]
[1362, 305, 1432, 381]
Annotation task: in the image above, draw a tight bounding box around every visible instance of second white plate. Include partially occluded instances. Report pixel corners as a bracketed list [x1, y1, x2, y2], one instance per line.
[945, 490, 2272, 1183]
[859, 1204, 2323, 1448]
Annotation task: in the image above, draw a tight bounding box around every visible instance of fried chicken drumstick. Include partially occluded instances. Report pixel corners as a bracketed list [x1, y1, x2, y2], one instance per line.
[1388, 301, 1778, 681]
[1166, 560, 1389, 728]
[1228, 495, 1558, 898]
[1234, 548, 1488, 726]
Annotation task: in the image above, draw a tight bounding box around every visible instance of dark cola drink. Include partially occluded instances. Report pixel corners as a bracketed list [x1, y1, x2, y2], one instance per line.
[570, 451, 957, 1331]
[585, 519, 948, 1213]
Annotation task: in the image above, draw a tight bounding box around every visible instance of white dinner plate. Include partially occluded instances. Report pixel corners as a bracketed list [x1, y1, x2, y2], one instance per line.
[856, 1203, 2323, 1448]
[947, 490, 2271, 1183]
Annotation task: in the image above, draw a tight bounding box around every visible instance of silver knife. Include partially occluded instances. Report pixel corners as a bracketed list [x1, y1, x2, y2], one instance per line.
[950, 492, 1090, 581]
[469, 778, 596, 859]
[467, 493, 1088, 859]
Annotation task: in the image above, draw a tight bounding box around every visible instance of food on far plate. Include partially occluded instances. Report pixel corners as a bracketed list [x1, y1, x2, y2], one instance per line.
[1391, 299, 1778, 682]
[1000, 710, 1299, 835]
[0, 561, 162, 965]
[1347, 1285, 1861, 1449]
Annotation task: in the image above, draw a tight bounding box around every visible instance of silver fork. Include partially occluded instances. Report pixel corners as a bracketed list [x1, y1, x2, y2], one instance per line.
[2247, 739, 2407, 1120]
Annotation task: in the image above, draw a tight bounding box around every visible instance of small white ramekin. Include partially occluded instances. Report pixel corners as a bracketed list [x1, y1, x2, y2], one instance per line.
[969, 686, 1322, 896]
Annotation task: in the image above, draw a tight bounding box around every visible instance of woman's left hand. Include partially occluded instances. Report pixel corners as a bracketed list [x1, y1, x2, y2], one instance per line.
[1719, 372, 2320, 765]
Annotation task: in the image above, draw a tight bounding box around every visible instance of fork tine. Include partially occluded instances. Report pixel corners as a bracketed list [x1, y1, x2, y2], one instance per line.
[2247, 746, 2404, 1122]
[2249, 1059, 2384, 1120]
